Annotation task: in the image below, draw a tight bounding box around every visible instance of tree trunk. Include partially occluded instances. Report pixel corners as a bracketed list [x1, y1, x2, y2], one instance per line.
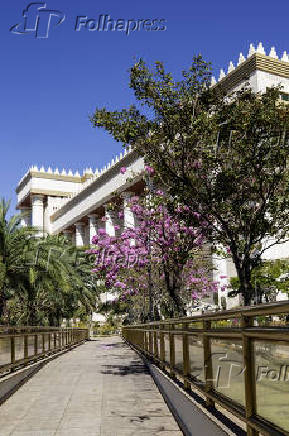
[48, 312, 58, 327]
[237, 261, 253, 307]
[27, 288, 37, 325]
[0, 292, 6, 321]
[169, 287, 186, 316]
[27, 307, 37, 325]
[164, 268, 186, 317]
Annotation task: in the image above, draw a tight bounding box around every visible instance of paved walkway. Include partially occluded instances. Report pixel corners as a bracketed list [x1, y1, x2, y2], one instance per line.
[0, 336, 182, 436]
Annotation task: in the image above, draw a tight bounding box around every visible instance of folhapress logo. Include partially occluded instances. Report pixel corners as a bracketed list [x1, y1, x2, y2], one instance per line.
[75, 16, 167, 36]
[10, 3, 167, 39]
[10, 2, 65, 39]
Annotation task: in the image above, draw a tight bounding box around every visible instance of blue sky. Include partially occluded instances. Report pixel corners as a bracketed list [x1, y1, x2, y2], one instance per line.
[1, 0, 289, 212]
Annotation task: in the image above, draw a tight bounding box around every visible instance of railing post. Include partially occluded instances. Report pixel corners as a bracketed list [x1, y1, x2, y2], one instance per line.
[153, 326, 158, 360]
[138, 328, 141, 349]
[34, 334, 38, 357]
[242, 316, 258, 436]
[24, 335, 28, 363]
[48, 333, 51, 351]
[159, 324, 165, 369]
[10, 335, 15, 366]
[54, 332, 57, 350]
[169, 324, 175, 377]
[144, 329, 148, 353]
[203, 320, 214, 408]
[149, 327, 153, 355]
[42, 334, 45, 354]
[182, 323, 190, 390]
[141, 327, 145, 351]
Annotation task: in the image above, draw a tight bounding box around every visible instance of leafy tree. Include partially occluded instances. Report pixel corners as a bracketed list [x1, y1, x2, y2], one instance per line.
[91, 57, 289, 306]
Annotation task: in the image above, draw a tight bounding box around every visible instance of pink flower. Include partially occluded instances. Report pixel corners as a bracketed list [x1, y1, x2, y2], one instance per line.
[145, 165, 154, 175]
[193, 160, 202, 169]
[120, 167, 127, 174]
[115, 281, 126, 289]
[91, 235, 99, 244]
[131, 196, 140, 202]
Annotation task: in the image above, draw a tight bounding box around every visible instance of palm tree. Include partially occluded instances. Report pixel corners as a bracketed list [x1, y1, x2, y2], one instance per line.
[0, 199, 97, 326]
[0, 199, 36, 319]
[25, 236, 97, 326]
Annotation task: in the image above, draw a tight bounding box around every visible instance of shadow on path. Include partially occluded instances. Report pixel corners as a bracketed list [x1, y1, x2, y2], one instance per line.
[101, 359, 150, 376]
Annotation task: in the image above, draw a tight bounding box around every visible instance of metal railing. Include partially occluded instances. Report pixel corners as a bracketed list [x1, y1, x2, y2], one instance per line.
[122, 301, 289, 436]
[0, 326, 88, 375]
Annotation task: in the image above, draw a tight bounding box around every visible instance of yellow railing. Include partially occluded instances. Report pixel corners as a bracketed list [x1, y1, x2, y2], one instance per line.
[122, 301, 289, 436]
[0, 326, 88, 375]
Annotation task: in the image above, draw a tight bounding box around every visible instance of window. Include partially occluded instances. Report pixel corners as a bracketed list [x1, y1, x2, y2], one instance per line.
[280, 93, 289, 102]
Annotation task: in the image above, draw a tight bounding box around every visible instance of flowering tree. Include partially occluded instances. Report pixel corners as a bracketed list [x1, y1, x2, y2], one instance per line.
[88, 186, 218, 318]
[91, 57, 289, 306]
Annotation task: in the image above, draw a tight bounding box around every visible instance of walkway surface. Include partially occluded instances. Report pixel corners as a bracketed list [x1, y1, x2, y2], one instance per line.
[0, 336, 183, 436]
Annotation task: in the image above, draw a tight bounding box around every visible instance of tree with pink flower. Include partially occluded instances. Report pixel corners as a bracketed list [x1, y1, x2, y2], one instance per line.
[88, 187, 217, 319]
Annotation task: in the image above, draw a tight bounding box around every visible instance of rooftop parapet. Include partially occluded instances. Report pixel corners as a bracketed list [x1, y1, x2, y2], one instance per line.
[16, 146, 132, 193]
[210, 42, 289, 91]
[16, 146, 134, 210]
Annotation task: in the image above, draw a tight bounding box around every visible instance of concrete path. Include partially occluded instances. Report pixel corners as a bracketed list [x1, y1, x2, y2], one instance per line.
[0, 336, 182, 436]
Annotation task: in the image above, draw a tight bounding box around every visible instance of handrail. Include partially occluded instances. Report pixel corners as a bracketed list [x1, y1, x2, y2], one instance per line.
[124, 300, 289, 327]
[0, 326, 88, 375]
[123, 302, 289, 436]
[0, 325, 87, 332]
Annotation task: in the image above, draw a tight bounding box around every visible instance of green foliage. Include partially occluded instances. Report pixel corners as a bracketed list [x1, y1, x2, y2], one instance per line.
[0, 199, 97, 326]
[231, 259, 289, 297]
[93, 323, 118, 336]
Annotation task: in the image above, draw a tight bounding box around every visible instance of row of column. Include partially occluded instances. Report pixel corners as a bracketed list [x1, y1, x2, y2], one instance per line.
[64, 191, 135, 247]
[20, 192, 136, 244]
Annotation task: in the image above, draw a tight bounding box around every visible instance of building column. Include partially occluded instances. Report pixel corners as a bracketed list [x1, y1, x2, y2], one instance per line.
[88, 214, 98, 244]
[19, 207, 31, 227]
[212, 248, 229, 310]
[31, 195, 44, 234]
[121, 191, 135, 230]
[105, 208, 117, 237]
[63, 229, 73, 243]
[75, 222, 85, 247]
[97, 218, 105, 230]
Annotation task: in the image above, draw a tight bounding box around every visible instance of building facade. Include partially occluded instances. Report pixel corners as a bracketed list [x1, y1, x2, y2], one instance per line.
[16, 43, 289, 310]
